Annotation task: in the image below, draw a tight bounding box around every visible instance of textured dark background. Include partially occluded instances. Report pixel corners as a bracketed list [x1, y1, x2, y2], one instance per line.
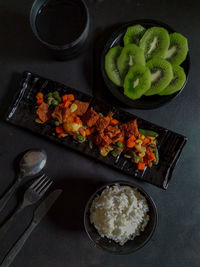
[0, 0, 199, 266]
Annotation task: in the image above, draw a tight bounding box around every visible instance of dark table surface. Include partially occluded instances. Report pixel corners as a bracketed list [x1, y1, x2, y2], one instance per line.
[0, 0, 199, 266]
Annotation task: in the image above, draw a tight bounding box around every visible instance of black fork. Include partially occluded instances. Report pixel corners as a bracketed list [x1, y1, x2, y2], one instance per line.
[0, 174, 52, 239]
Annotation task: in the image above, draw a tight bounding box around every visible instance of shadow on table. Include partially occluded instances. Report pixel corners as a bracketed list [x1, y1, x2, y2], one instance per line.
[48, 176, 106, 232]
[0, 6, 50, 62]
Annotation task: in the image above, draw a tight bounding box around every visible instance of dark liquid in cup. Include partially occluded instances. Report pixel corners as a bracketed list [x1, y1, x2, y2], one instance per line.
[36, 0, 87, 46]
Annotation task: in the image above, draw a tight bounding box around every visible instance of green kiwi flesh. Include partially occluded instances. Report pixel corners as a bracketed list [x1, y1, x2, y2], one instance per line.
[159, 65, 186, 95]
[117, 44, 145, 81]
[139, 27, 170, 60]
[144, 57, 173, 96]
[105, 46, 123, 86]
[124, 64, 151, 100]
[164, 33, 188, 65]
[123, 24, 146, 46]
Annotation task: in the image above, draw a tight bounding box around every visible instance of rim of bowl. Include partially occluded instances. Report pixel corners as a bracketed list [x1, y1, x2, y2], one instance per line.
[84, 181, 158, 254]
[30, 0, 90, 50]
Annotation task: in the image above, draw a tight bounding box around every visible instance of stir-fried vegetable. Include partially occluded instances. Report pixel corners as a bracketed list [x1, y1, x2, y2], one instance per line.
[75, 132, 85, 143]
[154, 146, 159, 165]
[137, 162, 146, 170]
[35, 90, 159, 171]
[138, 129, 159, 138]
[126, 136, 136, 148]
[36, 92, 44, 105]
[117, 141, 123, 148]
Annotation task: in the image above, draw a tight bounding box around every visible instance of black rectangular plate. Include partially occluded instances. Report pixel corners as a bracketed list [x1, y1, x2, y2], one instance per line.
[6, 71, 187, 189]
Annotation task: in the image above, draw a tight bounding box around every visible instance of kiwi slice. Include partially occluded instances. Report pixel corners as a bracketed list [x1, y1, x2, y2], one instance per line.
[123, 24, 146, 46]
[139, 27, 170, 60]
[159, 65, 186, 95]
[124, 64, 151, 100]
[164, 33, 188, 65]
[144, 57, 173, 96]
[117, 44, 145, 81]
[105, 46, 123, 86]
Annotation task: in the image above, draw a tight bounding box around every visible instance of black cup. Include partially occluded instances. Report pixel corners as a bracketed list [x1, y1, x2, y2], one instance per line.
[30, 0, 90, 60]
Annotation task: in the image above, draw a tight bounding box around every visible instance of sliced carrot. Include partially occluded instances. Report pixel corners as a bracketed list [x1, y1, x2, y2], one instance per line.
[36, 92, 43, 99]
[110, 119, 118, 125]
[147, 152, 156, 161]
[67, 94, 75, 102]
[62, 95, 68, 102]
[126, 135, 136, 148]
[37, 98, 43, 105]
[64, 100, 70, 108]
[36, 92, 44, 105]
[56, 126, 64, 134]
[137, 162, 146, 170]
[62, 94, 75, 103]
[132, 136, 136, 141]
[126, 139, 135, 148]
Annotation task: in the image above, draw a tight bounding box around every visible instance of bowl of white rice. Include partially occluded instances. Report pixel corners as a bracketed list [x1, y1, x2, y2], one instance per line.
[84, 181, 157, 254]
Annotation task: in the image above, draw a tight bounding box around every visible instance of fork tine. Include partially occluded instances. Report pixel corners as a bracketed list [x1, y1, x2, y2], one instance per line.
[33, 175, 49, 192]
[38, 180, 53, 196]
[35, 178, 51, 193]
[29, 174, 46, 189]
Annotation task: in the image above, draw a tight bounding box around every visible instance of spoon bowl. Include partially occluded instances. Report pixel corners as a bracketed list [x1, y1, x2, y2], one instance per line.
[19, 149, 47, 178]
[0, 149, 47, 213]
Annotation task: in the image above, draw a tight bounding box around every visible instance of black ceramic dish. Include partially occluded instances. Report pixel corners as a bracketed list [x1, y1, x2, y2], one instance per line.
[30, 0, 90, 60]
[101, 19, 190, 109]
[84, 181, 157, 254]
[6, 71, 187, 189]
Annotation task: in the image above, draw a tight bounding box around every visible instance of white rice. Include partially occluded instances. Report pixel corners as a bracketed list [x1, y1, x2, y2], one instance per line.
[90, 184, 149, 245]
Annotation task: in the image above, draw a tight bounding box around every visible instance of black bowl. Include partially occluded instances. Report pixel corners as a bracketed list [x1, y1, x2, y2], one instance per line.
[30, 0, 90, 60]
[101, 19, 190, 109]
[84, 181, 157, 254]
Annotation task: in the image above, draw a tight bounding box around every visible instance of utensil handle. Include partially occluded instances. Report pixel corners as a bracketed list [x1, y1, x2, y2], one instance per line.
[0, 178, 21, 213]
[0, 221, 36, 267]
[0, 204, 24, 240]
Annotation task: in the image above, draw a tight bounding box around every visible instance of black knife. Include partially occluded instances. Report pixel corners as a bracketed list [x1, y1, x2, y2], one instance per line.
[0, 189, 62, 267]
